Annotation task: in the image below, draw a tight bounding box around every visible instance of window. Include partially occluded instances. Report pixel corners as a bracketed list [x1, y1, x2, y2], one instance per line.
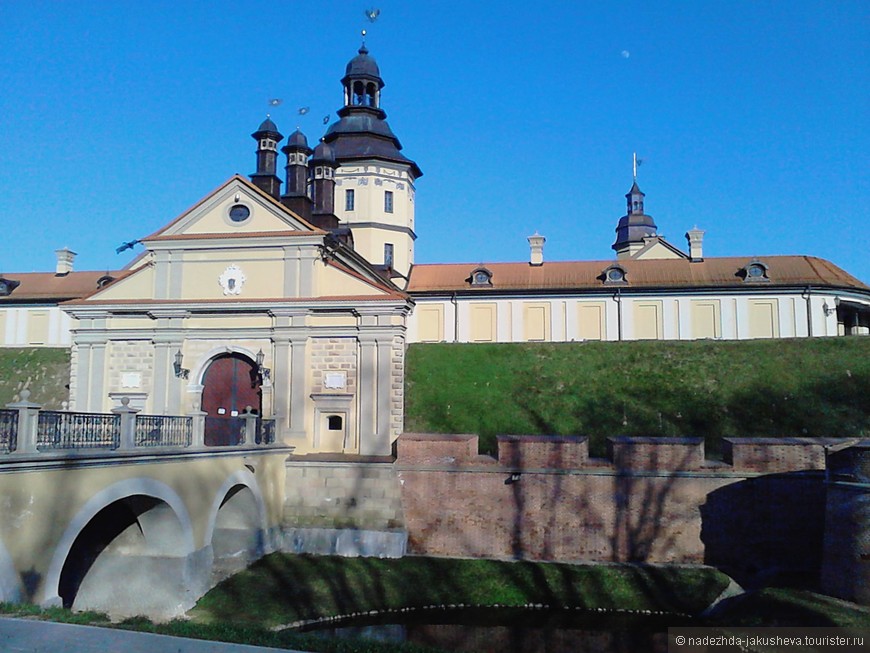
[384, 190, 394, 213]
[327, 415, 343, 431]
[384, 243, 394, 268]
[469, 267, 492, 286]
[603, 265, 627, 284]
[345, 189, 355, 211]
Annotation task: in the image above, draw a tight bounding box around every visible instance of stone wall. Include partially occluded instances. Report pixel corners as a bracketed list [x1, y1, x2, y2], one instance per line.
[396, 434, 856, 593]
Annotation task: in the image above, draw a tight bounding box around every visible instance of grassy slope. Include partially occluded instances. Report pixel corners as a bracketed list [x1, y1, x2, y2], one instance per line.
[405, 338, 870, 456]
[0, 348, 70, 409]
[190, 554, 731, 628]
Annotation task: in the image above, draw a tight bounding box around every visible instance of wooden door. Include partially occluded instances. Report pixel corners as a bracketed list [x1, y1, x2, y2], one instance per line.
[201, 354, 261, 446]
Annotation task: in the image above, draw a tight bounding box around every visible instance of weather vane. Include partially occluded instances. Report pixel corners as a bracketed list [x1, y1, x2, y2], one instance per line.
[633, 153, 644, 181]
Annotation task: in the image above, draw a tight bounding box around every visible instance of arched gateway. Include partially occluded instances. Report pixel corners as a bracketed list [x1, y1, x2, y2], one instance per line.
[201, 353, 262, 446]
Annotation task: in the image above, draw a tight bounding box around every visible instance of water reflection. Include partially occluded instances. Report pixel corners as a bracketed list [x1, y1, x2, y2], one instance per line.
[300, 607, 691, 653]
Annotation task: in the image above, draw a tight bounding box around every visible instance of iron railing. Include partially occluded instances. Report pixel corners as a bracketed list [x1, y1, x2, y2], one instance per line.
[0, 409, 18, 453]
[135, 415, 193, 448]
[37, 411, 120, 450]
[258, 418, 276, 445]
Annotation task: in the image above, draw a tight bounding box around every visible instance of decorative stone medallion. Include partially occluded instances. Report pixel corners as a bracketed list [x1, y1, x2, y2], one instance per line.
[219, 264, 246, 296]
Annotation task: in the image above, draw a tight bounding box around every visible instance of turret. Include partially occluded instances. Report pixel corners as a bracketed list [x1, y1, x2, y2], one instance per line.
[309, 140, 339, 230]
[249, 116, 283, 199]
[280, 128, 313, 220]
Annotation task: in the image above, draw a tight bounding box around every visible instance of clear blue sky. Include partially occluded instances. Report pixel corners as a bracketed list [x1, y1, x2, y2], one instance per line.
[2, 1, 867, 282]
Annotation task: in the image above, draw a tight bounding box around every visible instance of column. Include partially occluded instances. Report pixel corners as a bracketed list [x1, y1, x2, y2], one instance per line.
[357, 335, 378, 454]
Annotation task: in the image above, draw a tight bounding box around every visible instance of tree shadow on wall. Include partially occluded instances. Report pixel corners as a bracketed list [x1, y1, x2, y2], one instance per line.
[700, 471, 827, 591]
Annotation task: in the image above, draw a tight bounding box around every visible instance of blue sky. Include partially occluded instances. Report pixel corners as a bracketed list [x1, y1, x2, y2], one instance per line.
[1, 1, 868, 282]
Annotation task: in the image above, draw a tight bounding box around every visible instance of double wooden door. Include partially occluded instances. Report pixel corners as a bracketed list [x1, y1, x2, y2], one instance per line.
[201, 354, 261, 446]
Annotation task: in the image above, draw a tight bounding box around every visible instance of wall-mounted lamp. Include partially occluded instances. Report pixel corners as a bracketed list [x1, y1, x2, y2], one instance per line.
[823, 301, 837, 317]
[504, 472, 522, 485]
[173, 350, 189, 379]
[256, 348, 271, 382]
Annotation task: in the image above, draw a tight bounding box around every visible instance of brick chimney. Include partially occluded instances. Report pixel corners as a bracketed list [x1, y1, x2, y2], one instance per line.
[686, 227, 704, 262]
[55, 247, 76, 276]
[528, 232, 545, 266]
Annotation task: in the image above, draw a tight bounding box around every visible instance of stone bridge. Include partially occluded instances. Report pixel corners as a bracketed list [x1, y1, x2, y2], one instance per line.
[0, 391, 291, 618]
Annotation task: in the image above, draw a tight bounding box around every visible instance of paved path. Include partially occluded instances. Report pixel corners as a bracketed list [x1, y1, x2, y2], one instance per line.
[0, 617, 308, 653]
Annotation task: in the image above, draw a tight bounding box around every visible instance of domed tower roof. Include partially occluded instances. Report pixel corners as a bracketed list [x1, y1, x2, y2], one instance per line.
[322, 44, 422, 178]
[252, 116, 281, 139]
[311, 140, 336, 163]
[344, 44, 382, 81]
[286, 128, 310, 150]
[612, 180, 658, 253]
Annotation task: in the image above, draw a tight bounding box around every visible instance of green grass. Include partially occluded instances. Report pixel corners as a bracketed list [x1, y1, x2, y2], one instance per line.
[708, 588, 870, 627]
[189, 554, 731, 628]
[4, 557, 867, 652]
[0, 347, 70, 409]
[404, 338, 870, 456]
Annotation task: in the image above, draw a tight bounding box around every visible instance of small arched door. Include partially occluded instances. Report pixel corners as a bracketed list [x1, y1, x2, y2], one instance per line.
[201, 354, 261, 446]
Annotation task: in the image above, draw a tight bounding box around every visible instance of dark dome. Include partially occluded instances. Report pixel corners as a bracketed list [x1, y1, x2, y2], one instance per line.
[256, 116, 279, 134]
[312, 141, 335, 162]
[345, 45, 381, 79]
[288, 128, 309, 148]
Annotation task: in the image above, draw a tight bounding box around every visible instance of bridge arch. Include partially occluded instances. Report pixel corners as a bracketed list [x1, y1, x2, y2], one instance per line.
[42, 478, 195, 613]
[205, 469, 269, 580]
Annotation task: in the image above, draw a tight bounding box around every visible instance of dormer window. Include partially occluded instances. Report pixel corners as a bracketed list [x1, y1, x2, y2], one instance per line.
[469, 267, 492, 287]
[96, 275, 115, 289]
[741, 260, 770, 282]
[0, 277, 20, 296]
[602, 264, 627, 284]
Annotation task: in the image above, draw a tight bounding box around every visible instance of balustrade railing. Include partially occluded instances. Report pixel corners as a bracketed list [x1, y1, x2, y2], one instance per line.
[0, 410, 18, 453]
[1, 390, 279, 456]
[37, 411, 120, 450]
[135, 415, 193, 448]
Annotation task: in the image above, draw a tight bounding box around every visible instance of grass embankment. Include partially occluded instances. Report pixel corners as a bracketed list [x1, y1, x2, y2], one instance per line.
[189, 554, 731, 628]
[0, 347, 70, 408]
[405, 338, 870, 456]
[3, 556, 868, 652]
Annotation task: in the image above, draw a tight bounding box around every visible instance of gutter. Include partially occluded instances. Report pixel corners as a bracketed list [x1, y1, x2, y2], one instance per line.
[613, 289, 623, 341]
[802, 286, 813, 337]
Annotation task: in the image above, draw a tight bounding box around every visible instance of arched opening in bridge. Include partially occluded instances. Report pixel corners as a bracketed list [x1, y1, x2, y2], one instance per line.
[211, 484, 264, 582]
[58, 495, 188, 613]
[202, 353, 262, 446]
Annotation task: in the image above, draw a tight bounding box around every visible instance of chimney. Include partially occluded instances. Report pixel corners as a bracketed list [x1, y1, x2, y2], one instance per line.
[686, 227, 704, 262]
[528, 232, 545, 266]
[55, 247, 76, 276]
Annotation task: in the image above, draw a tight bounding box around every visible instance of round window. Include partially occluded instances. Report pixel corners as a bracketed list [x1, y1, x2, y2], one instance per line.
[748, 264, 764, 278]
[228, 204, 251, 223]
[607, 268, 625, 282]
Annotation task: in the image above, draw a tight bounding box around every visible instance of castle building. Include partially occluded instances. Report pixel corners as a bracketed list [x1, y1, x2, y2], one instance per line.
[1, 44, 869, 455]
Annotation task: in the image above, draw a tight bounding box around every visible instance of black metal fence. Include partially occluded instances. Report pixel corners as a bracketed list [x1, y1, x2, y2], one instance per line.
[37, 411, 120, 450]
[0, 410, 18, 453]
[258, 418, 276, 445]
[135, 415, 193, 448]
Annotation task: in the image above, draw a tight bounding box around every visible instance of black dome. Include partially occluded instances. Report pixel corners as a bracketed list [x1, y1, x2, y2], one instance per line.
[288, 128, 309, 148]
[312, 141, 335, 162]
[255, 116, 280, 134]
[345, 45, 381, 79]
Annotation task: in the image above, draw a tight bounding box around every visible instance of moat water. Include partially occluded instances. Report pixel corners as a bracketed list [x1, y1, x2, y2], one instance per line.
[299, 606, 689, 652]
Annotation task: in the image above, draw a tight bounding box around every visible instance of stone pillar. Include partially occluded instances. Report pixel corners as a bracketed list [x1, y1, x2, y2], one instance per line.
[7, 389, 41, 455]
[357, 336, 377, 454]
[152, 341, 172, 415]
[112, 397, 140, 451]
[241, 406, 257, 445]
[90, 342, 107, 412]
[287, 337, 308, 438]
[190, 410, 206, 448]
[272, 339, 291, 435]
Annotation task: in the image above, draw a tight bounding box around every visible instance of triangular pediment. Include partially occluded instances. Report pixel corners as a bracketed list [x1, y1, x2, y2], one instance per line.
[143, 175, 322, 241]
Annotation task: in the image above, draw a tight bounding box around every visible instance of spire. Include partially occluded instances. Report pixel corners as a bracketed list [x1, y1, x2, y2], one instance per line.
[250, 115, 283, 199]
[612, 155, 657, 256]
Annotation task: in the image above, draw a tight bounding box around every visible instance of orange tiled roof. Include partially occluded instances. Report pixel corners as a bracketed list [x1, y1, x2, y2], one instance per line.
[0, 271, 122, 302]
[407, 256, 869, 293]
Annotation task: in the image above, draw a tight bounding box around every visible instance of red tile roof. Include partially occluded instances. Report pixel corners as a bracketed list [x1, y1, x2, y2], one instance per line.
[0, 271, 122, 303]
[407, 256, 869, 293]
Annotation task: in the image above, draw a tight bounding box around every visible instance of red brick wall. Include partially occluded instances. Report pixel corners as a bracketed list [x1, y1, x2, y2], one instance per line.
[395, 434, 845, 568]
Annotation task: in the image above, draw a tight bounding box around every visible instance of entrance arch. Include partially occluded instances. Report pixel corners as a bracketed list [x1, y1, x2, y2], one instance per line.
[202, 353, 262, 446]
